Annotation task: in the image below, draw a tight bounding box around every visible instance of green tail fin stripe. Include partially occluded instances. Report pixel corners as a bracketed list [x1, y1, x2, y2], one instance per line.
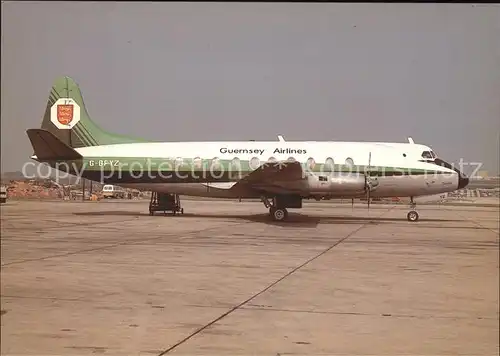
[49, 92, 58, 105]
[73, 122, 97, 147]
[72, 118, 98, 146]
[50, 88, 98, 147]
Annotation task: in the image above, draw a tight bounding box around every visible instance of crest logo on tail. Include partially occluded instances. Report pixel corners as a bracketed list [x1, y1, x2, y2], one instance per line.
[50, 98, 81, 129]
[57, 104, 73, 125]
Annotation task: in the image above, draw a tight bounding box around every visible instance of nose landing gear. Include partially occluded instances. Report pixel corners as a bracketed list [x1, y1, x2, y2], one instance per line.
[407, 197, 419, 222]
[407, 210, 419, 222]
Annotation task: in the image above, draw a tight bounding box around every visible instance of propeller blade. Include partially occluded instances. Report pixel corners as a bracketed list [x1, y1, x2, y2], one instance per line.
[367, 151, 372, 211]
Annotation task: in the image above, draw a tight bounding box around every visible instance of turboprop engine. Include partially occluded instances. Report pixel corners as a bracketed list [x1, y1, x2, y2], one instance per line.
[264, 152, 384, 198]
[270, 172, 378, 196]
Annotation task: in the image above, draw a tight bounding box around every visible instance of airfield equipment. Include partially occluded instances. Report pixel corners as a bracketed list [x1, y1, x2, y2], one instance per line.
[149, 192, 184, 216]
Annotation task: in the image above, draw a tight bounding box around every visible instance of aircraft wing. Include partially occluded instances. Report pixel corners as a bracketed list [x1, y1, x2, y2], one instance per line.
[232, 160, 304, 192]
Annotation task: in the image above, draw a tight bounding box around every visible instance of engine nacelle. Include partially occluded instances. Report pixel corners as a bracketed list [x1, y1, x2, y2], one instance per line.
[305, 172, 368, 194]
[270, 172, 377, 197]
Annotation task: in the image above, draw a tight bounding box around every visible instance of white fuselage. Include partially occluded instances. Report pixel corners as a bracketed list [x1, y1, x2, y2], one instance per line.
[74, 140, 459, 199]
[76, 140, 433, 168]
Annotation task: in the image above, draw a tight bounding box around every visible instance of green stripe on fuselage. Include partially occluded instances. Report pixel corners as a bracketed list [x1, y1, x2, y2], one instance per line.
[52, 157, 446, 177]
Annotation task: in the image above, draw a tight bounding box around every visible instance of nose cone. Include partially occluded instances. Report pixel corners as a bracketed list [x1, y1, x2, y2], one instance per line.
[458, 174, 469, 189]
[434, 158, 469, 190]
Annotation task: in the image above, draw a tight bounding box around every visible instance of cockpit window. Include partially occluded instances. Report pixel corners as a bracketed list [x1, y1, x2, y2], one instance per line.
[421, 151, 433, 159]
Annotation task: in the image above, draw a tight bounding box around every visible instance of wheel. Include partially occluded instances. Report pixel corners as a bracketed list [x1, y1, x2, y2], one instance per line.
[407, 210, 419, 222]
[270, 207, 288, 221]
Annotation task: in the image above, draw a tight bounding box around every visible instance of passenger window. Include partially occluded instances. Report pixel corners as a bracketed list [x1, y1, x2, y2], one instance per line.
[175, 157, 183, 168]
[267, 156, 277, 163]
[345, 157, 354, 166]
[325, 157, 335, 171]
[231, 157, 241, 170]
[211, 157, 221, 170]
[287, 157, 296, 162]
[306, 157, 315, 170]
[193, 157, 202, 169]
[249, 157, 261, 170]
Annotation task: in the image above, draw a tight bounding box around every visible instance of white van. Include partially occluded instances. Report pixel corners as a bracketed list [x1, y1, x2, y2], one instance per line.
[102, 185, 125, 199]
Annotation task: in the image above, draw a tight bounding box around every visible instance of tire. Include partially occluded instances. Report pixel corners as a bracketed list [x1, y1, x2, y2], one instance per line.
[270, 207, 288, 221]
[407, 210, 419, 222]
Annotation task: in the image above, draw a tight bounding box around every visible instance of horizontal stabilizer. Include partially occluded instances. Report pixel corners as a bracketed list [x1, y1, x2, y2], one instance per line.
[26, 129, 83, 161]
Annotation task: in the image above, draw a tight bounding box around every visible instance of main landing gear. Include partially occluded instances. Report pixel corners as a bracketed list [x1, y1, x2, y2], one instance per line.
[407, 197, 419, 222]
[270, 207, 288, 221]
[261, 194, 302, 222]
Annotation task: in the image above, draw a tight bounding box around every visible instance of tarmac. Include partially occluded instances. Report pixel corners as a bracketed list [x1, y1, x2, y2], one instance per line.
[1, 199, 499, 356]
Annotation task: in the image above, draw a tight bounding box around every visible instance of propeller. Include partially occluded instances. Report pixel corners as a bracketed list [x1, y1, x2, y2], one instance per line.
[367, 152, 372, 210]
[365, 151, 379, 211]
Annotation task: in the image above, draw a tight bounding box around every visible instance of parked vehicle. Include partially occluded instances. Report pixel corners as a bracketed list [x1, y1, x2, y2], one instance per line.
[101, 185, 126, 199]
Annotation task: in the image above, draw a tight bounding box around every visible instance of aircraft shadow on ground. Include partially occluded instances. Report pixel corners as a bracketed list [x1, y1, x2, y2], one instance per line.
[73, 211, 464, 228]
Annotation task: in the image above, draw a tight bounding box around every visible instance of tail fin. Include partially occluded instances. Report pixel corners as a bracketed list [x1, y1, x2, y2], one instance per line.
[39, 76, 149, 148]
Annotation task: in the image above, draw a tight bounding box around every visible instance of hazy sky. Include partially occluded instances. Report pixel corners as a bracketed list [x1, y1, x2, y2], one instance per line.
[2, 2, 499, 174]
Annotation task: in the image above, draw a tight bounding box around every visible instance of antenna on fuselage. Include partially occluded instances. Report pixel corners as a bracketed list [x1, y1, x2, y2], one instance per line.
[277, 135, 285, 142]
[408, 137, 415, 144]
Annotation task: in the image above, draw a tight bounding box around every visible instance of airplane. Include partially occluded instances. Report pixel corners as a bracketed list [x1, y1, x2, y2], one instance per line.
[26, 76, 469, 222]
